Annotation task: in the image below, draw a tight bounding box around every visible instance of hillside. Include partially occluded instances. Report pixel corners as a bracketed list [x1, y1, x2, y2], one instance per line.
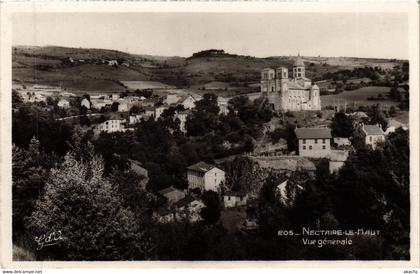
[12, 46, 404, 94]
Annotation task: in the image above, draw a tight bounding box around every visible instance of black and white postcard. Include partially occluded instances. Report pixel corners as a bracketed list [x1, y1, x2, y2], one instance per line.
[0, 1, 419, 269]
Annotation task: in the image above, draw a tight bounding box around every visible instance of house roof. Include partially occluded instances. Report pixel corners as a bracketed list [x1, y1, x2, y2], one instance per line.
[363, 125, 385, 135]
[187, 161, 218, 173]
[174, 195, 196, 208]
[294, 127, 332, 139]
[224, 189, 248, 197]
[158, 186, 183, 196]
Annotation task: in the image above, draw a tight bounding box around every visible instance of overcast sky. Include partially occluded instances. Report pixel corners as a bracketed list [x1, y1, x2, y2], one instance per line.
[12, 12, 408, 59]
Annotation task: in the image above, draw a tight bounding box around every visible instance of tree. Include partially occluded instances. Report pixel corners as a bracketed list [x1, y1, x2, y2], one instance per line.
[111, 102, 119, 112]
[28, 153, 155, 260]
[331, 112, 354, 137]
[200, 191, 221, 224]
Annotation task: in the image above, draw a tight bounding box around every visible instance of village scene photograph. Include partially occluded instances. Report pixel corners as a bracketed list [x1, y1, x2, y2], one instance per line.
[10, 12, 411, 261]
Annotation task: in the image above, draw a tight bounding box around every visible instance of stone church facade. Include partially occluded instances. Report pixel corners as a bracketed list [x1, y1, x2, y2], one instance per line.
[260, 55, 321, 112]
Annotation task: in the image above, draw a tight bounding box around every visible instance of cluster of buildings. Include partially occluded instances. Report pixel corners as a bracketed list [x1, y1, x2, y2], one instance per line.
[92, 91, 231, 134]
[13, 84, 75, 107]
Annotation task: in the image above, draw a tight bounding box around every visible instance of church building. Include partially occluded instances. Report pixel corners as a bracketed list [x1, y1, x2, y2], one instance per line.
[260, 55, 321, 112]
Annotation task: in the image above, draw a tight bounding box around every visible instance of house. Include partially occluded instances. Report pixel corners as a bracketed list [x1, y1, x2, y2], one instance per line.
[80, 98, 91, 109]
[129, 114, 143, 125]
[155, 105, 169, 120]
[153, 196, 205, 223]
[95, 119, 126, 133]
[223, 190, 248, 208]
[357, 124, 385, 150]
[333, 137, 351, 148]
[57, 98, 70, 108]
[174, 110, 190, 133]
[158, 186, 186, 204]
[166, 94, 182, 105]
[180, 94, 201, 110]
[118, 102, 131, 112]
[142, 98, 159, 108]
[111, 94, 120, 101]
[328, 150, 349, 174]
[173, 196, 205, 223]
[217, 97, 229, 115]
[91, 98, 113, 110]
[143, 106, 155, 119]
[385, 119, 408, 135]
[187, 161, 225, 192]
[294, 127, 332, 158]
[108, 60, 118, 66]
[129, 159, 149, 189]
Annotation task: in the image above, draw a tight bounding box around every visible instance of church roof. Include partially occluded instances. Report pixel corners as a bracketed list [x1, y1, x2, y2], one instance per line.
[293, 56, 305, 67]
[286, 81, 306, 90]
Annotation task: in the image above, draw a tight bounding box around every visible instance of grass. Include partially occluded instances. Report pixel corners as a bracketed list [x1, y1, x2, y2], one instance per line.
[121, 80, 175, 90]
[13, 244, 36, 261]
[321, 86, 399, 108]
[220, 207, 247, 234]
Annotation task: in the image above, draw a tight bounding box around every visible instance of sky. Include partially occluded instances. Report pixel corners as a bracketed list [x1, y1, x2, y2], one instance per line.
[12, 12, 408, 59]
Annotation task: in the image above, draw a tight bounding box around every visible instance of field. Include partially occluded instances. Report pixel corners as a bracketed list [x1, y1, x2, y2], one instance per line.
[321, 86, 400, 108]
[121, 80, 175, 90]
[12, 46, 404, 94]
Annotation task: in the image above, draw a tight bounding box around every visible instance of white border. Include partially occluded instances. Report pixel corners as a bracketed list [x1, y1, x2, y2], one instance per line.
[0, 1, 419, 269]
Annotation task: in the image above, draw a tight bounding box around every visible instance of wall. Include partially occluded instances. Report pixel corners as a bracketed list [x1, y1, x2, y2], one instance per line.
[298, 138, 331, 158]
[203, 168, 225, 192]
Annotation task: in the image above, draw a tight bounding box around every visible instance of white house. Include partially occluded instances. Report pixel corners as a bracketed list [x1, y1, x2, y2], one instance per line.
[57, 99, 70, 108]
[223, 190, 248, 208]
[358, 124, 385, 150]
[118, 102, 130, 112]
[217, 97, 230, 115]
[295, 127, 332, 158]
[174, 110, 190, 133]
[129, 114, 143, 125]
[111, 93, 120, 101]
[108, 60, 118, 66]
[91, 98, 113, 110]
[95, 119, 126, 134]
[80, 98, 91, 109]
[187, 161, 225, 192]
[155, 105, 169, 120]
[180, 94, 201, 110]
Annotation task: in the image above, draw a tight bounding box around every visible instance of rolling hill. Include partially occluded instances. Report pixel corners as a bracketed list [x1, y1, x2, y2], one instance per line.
[12, 46, 404, 94]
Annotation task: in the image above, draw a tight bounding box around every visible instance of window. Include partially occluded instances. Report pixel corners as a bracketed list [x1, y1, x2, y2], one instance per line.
[303, 139, 306, 144]
[303, 146, 306, 150]
[315, 139, 318, 144]
[322, 139, 326, 144]
[309, 146, 312, 150]
[322, 145, 326, 150]
[369, 136, 372, 142]
[228, 196, 231, 201]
